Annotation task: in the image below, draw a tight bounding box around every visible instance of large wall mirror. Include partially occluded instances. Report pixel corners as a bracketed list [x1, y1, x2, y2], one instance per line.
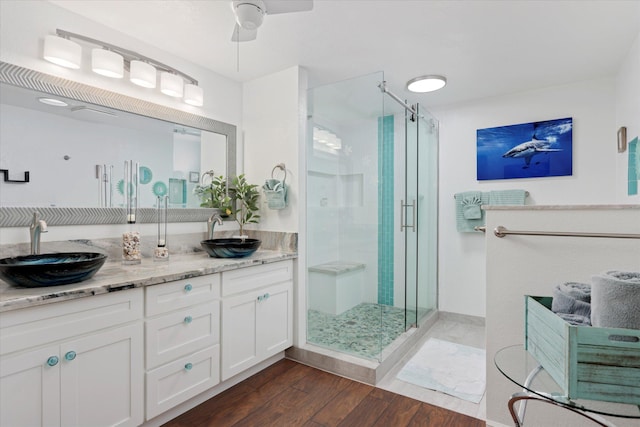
[0, 62, 236, 226]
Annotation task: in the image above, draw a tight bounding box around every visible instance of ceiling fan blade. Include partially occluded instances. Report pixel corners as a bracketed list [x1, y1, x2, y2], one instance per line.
[263, 0, 313, 15]
[231, 23, 258, 42]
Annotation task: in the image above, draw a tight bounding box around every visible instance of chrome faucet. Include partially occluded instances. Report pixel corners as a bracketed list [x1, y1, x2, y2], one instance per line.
[207, 212, 223, 239]
[29, 212, 48, 254]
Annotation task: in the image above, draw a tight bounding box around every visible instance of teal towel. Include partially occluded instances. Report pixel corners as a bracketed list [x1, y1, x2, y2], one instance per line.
[454, 191, 488, 232]
[488, 189, 527, 205]
[462, 195, 483, 219]
[263, 179, 287, 210]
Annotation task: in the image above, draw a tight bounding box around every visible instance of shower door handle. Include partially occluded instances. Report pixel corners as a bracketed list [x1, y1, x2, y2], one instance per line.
[400, 199, 416, 232]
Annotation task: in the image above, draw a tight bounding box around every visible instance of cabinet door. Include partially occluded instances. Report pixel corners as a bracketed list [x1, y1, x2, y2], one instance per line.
[221, 281, 294, 381]
[0, 345, 61, 427]
[221, 292, 258, 381]
[60, 323, 143, 427]
[257, 281, 293, 357]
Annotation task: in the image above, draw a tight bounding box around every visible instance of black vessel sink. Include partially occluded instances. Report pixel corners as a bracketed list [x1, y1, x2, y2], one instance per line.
[0, 252, 108, 287]
[200, 238, 261, 258]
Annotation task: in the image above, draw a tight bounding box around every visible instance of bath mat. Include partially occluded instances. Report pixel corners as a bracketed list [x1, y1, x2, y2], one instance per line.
[397, 338, 486, 403]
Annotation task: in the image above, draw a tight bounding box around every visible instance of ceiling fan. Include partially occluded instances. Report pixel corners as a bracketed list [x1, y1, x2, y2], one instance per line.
[230, 0, 313, 42]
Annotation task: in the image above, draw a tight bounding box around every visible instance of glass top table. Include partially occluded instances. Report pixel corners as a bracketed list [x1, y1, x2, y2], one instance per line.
[494, 345, 640, 426]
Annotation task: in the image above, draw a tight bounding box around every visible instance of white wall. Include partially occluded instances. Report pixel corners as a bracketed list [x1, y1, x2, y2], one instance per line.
[432, 77, 622, 317]
[242, 66, 304, 233]
[0, 1, 243, 244]
[616, 30, 640, 203]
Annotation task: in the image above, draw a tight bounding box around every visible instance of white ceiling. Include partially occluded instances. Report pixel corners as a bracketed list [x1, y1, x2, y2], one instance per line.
[49, 0, 640, 108]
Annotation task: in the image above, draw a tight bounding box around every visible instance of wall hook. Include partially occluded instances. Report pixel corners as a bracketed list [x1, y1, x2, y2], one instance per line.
[0, 169, 30, 183]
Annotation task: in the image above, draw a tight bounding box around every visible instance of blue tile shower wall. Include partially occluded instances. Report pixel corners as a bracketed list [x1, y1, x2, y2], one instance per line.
[378, 115, 394, 305]
[629, 137, 638, 195]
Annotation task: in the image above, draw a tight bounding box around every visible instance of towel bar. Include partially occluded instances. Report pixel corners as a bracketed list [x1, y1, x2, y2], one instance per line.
[494, 226, 640, 239]
[453, 191, 529, 199]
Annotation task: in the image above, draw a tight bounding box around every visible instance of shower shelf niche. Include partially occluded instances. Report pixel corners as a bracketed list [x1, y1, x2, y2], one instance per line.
[308, 170, 363, 208]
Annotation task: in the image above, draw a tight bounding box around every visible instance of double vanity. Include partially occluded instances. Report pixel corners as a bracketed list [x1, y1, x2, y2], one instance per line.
[0, 62, 297, 426]
[0, 244, 296, 427]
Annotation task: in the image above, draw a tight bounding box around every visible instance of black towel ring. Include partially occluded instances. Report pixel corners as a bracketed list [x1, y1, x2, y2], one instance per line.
[271, 163, 286, 182]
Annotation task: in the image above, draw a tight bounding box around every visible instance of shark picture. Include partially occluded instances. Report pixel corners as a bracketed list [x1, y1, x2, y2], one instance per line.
[502, 138, 562, 168]
[477, 117, 572, 180]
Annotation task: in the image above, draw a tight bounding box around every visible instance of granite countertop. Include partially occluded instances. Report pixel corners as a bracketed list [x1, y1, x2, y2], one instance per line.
[0, 250, 297, 312]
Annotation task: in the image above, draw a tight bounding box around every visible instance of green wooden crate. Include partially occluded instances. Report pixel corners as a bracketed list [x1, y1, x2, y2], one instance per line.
[525, 296, 640, 405]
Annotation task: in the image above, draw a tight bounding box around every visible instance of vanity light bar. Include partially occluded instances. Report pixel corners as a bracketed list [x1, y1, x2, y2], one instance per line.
[42, 29, 204, 107]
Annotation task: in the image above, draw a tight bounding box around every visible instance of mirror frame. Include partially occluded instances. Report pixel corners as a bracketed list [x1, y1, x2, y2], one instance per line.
[0, 61, 236, 227]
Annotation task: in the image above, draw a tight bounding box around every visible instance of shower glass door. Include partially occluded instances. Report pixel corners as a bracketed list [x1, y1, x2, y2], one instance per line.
[404, 107, 419, 330]
[404, 104, 438, 329]
[306, 73, 438, 361]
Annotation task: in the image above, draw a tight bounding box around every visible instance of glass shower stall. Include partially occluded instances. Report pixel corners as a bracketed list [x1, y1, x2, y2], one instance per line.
[305, 71, 438, 362]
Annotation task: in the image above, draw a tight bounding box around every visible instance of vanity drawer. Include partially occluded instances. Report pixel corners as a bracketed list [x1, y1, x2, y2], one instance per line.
[145, 345, 220, 420]
[145, 301, 219, 369]
[0, 289, 143, 356]
[221, 260, 293, 296]
[145, 274, 220, 317]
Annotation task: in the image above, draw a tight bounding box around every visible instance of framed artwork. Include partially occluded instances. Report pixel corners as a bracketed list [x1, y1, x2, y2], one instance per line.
[189, 171, 200, 183]
[477, 117, 573, 180]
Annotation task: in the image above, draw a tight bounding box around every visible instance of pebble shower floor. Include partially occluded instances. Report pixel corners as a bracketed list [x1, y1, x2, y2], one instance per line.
[307, 303, 414, 359]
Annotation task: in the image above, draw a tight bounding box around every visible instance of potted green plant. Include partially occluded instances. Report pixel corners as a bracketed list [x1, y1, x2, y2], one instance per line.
[230, 174, 261, 237]
[193, 172, 233, 213]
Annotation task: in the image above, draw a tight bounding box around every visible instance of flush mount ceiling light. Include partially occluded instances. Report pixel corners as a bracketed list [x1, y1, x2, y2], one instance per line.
[43, 35, 81, 69]
[406, 75, 447, 93]
[91, 48, 124, 78]
[42, 29, 203, 106]
[38, 97, 68, 107]
[129, 60, 156, 88]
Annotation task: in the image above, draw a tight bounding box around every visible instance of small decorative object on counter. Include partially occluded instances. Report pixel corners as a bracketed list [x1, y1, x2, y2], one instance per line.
[122, 160, 142, 265]
[153, 246, 169, 260]
[122, 230, 141, 264]
[154, 195, 169, 262]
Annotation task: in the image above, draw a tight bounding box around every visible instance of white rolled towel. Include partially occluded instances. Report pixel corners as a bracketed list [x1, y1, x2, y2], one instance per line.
[591, 271, 640, 329]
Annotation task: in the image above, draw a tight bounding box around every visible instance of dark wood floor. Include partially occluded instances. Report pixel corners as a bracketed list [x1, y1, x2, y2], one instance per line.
[163, 359, 485, 427]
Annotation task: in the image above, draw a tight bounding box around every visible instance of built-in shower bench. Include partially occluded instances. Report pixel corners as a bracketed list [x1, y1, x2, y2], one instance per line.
[308, 261, 365, 315]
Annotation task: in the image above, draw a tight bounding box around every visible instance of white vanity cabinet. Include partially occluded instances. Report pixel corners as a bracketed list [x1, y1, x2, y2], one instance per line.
[221, 260, 293, 381]
[0, 256, 296, 426]
[144, 275, 221, 420]
[0, 289, 144, 427]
